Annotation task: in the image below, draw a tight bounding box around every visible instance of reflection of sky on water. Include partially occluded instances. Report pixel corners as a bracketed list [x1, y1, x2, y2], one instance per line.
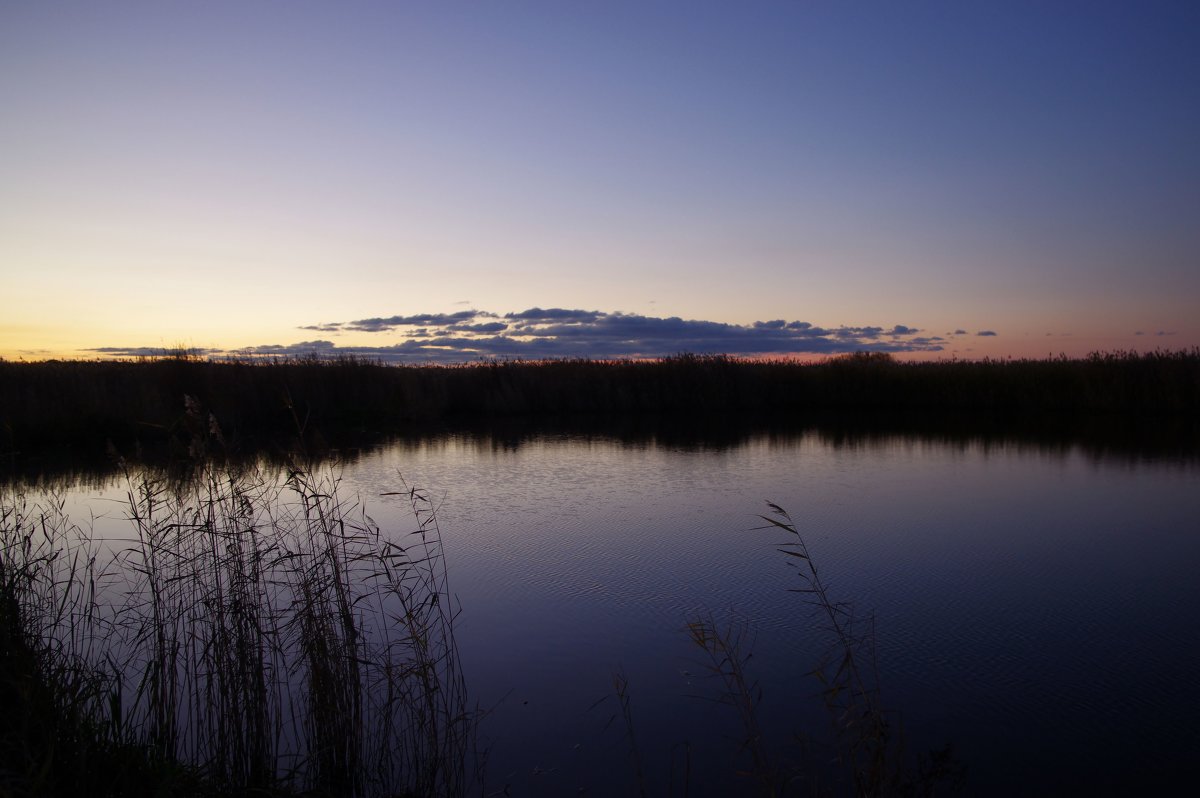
[39, 432, 1200, 795]
[331, 432, 1200, 795]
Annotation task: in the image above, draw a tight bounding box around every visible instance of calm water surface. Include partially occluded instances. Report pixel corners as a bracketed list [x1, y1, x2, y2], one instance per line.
[58, 429, 1200, 795]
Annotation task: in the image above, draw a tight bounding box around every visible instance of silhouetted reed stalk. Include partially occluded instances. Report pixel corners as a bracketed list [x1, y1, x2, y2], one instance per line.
[0, 460, 476, 797]
[610, 669, 650, 798]
[676, 504, 958, 797]
[756, 502, 961, 797]
[686, 615, 777, 796]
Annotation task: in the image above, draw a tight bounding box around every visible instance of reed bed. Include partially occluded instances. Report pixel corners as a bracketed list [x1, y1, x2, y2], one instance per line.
[3, 350, 1198, 460]
[0, 461, 475, 797]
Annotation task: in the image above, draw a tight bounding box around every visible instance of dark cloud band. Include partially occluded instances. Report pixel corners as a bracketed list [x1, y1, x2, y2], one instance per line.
[87, 307, 951, 363]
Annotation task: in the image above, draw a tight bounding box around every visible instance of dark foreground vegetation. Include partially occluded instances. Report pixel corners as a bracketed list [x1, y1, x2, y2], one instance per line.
[1, 463, 475, 797]
[2, 350, 1198, 465]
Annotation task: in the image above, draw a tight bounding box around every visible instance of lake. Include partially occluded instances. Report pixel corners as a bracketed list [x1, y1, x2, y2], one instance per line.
[26, 422, 1200, 795]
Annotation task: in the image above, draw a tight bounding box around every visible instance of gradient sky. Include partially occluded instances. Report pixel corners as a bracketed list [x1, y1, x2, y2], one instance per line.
[3, 1, 1198, 362]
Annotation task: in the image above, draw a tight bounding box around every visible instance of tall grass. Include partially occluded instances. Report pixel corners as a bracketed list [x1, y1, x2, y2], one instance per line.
[0, 460, 476, 797]
[759, 502, 899, 796]
[686, 614, 779, 796]
[678, 504, 962, 797]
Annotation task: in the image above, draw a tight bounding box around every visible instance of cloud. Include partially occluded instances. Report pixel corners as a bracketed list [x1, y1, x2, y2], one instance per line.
[85, 346, 218, 357]
[243, 340, 337, 354]
[504, 307, 603, 325]
[89, 308, 951, 364]
[445, 322, 509, 333]
[344, 310, 490, 332]
[976, 330, 998, 337]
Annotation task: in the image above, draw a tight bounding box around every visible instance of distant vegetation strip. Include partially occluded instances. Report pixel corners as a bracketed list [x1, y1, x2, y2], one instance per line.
[1, 350, 1197, 456]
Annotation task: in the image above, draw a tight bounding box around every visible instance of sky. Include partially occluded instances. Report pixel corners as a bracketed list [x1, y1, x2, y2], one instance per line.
[2, 1, 1198, 363]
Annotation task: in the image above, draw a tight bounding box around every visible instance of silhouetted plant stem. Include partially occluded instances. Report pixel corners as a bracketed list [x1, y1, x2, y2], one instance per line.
[0, 461, 479, 797]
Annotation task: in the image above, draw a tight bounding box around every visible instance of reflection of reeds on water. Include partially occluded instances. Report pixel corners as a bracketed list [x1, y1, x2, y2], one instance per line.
[0, 462, 476, 797]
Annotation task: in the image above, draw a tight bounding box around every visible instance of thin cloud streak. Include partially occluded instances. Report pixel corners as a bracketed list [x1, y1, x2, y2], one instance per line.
[87, 308, 950, 363]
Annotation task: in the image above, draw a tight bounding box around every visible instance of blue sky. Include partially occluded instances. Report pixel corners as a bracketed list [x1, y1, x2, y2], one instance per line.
[2, 1, 1197, 361]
